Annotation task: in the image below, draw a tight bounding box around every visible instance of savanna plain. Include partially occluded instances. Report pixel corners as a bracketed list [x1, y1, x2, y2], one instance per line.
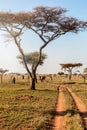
[0, 74, 87, 130]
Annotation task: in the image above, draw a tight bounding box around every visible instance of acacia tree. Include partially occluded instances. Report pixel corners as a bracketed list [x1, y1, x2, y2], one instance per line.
[0, 68, 8, 83]
[17, 51, 47, 86]
[75, 69, 87, 83]
[82, 68, 87, 82]
[60, 63, 82, 80]
[0, 6, 87, 89]
[83, 68, 87, 74]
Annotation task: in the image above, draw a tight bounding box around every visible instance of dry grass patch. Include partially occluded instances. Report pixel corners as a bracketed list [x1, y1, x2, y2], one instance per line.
[0, 80, 57, 130]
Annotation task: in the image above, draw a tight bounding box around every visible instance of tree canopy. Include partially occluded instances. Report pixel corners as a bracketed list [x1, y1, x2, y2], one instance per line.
[60, 63, 82, 70]
[60, 63, 82, 80]
[0, 68, 8, 74]
[0, 6, 87, 42]
[0, 6, 87, 89]
[17, 51, 47, 69]
[0, 68, 8, 83]
[83, 68, 87, 74]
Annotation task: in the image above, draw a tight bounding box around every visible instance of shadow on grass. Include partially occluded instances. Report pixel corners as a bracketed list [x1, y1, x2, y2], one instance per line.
[79, 111, 87, 129]
[62, 82, 87, 85]
[36, 109, 78, 130]
[53, 109, 78, 117]
[62, 82, 76, 84]
[52, 110, 87, 130]
[77, 82, 87, 84]
[36, 89, 57, 92]
[80, 111, 87, 118]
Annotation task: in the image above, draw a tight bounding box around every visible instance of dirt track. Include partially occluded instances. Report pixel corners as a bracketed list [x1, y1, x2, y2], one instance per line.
[53, 86, 67, 130]
[53, 85, 87, 130]
[66, 86, 87, 129]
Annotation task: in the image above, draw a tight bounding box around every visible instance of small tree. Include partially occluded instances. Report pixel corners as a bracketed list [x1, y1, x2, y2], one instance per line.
[17, 51, 47, 88]
[60, 63, 82, 80]
[0, 68, 8, 83]
[75, 69, 87, 83]
[82, 68, 87, 82]
[83, 68, 87, 74]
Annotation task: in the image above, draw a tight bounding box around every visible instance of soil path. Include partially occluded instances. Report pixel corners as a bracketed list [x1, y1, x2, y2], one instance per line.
[53, 86, 67, 130]
[66, 86, 87, 129]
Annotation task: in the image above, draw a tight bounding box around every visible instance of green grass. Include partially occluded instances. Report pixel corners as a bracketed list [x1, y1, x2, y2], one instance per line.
[0, 80, 57, 130]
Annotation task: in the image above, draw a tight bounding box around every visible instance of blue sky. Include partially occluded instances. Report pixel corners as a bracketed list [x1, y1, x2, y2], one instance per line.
[0, 0, 87, 74]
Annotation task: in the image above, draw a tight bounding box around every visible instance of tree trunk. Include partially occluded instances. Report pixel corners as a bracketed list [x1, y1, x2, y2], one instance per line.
[30, 70, 36, 90]
[82, 75, 86, 83]
[0, 75, 3, 84]
[69, 74, 72, 80]
[30, 77, 36, 90]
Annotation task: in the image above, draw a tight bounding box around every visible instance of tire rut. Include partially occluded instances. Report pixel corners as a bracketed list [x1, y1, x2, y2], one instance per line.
[53, 86, 67, 130]
[66, 85, 87, 130]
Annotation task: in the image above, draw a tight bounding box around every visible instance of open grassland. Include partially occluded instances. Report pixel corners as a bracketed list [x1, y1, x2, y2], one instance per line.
[0, 74, 87, 130]
[0, 76, 58, 130]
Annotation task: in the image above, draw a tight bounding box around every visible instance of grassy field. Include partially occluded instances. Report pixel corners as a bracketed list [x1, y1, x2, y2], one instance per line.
[0, 76, 58, 130]
[0, 74, 87, 130]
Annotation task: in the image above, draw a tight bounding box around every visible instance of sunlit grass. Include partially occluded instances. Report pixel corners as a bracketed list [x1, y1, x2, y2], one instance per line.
[0, 77, 57, 130]
[0, 74, 87, 129]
